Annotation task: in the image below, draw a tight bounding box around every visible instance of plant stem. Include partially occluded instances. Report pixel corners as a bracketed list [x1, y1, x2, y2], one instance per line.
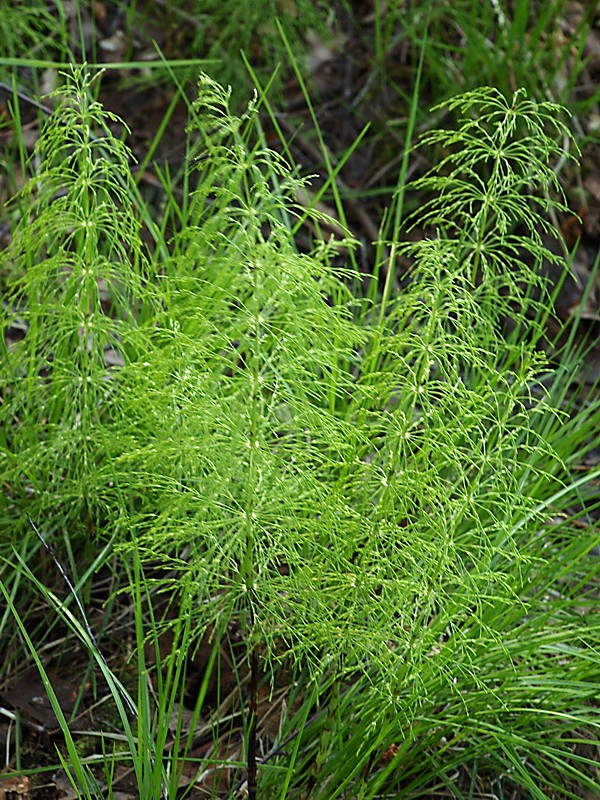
[247, 632, 259, 800]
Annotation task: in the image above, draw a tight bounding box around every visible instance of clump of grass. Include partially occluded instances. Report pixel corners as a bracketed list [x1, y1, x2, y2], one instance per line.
[182, 0, 331, 107]
[369, 0, 597, 112]
[0, 0, 62, 61]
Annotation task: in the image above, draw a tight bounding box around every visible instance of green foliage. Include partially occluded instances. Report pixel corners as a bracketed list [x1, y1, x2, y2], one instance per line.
[1, 69, 599, 799]
[182, 0, 330, 107]
[114, 75, 365, 663]
[377, 0, 595, 108]
[0, 68, 150, 531]
[358, 0, 597, 222]
[115, 78, 599, 715]
[0, 0, 61, 61]
[410, 88, 576, 264]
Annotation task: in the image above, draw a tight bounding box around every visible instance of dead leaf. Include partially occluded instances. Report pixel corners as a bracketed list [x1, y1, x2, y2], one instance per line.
[1, 671, 81, 732]
[0, 774, 31, 800]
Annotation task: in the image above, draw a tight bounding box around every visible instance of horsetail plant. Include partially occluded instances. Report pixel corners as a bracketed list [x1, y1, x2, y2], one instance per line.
[113, 80, 599, 794]
[0, 67, 151, 534]
[1, 70, 599, 799]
